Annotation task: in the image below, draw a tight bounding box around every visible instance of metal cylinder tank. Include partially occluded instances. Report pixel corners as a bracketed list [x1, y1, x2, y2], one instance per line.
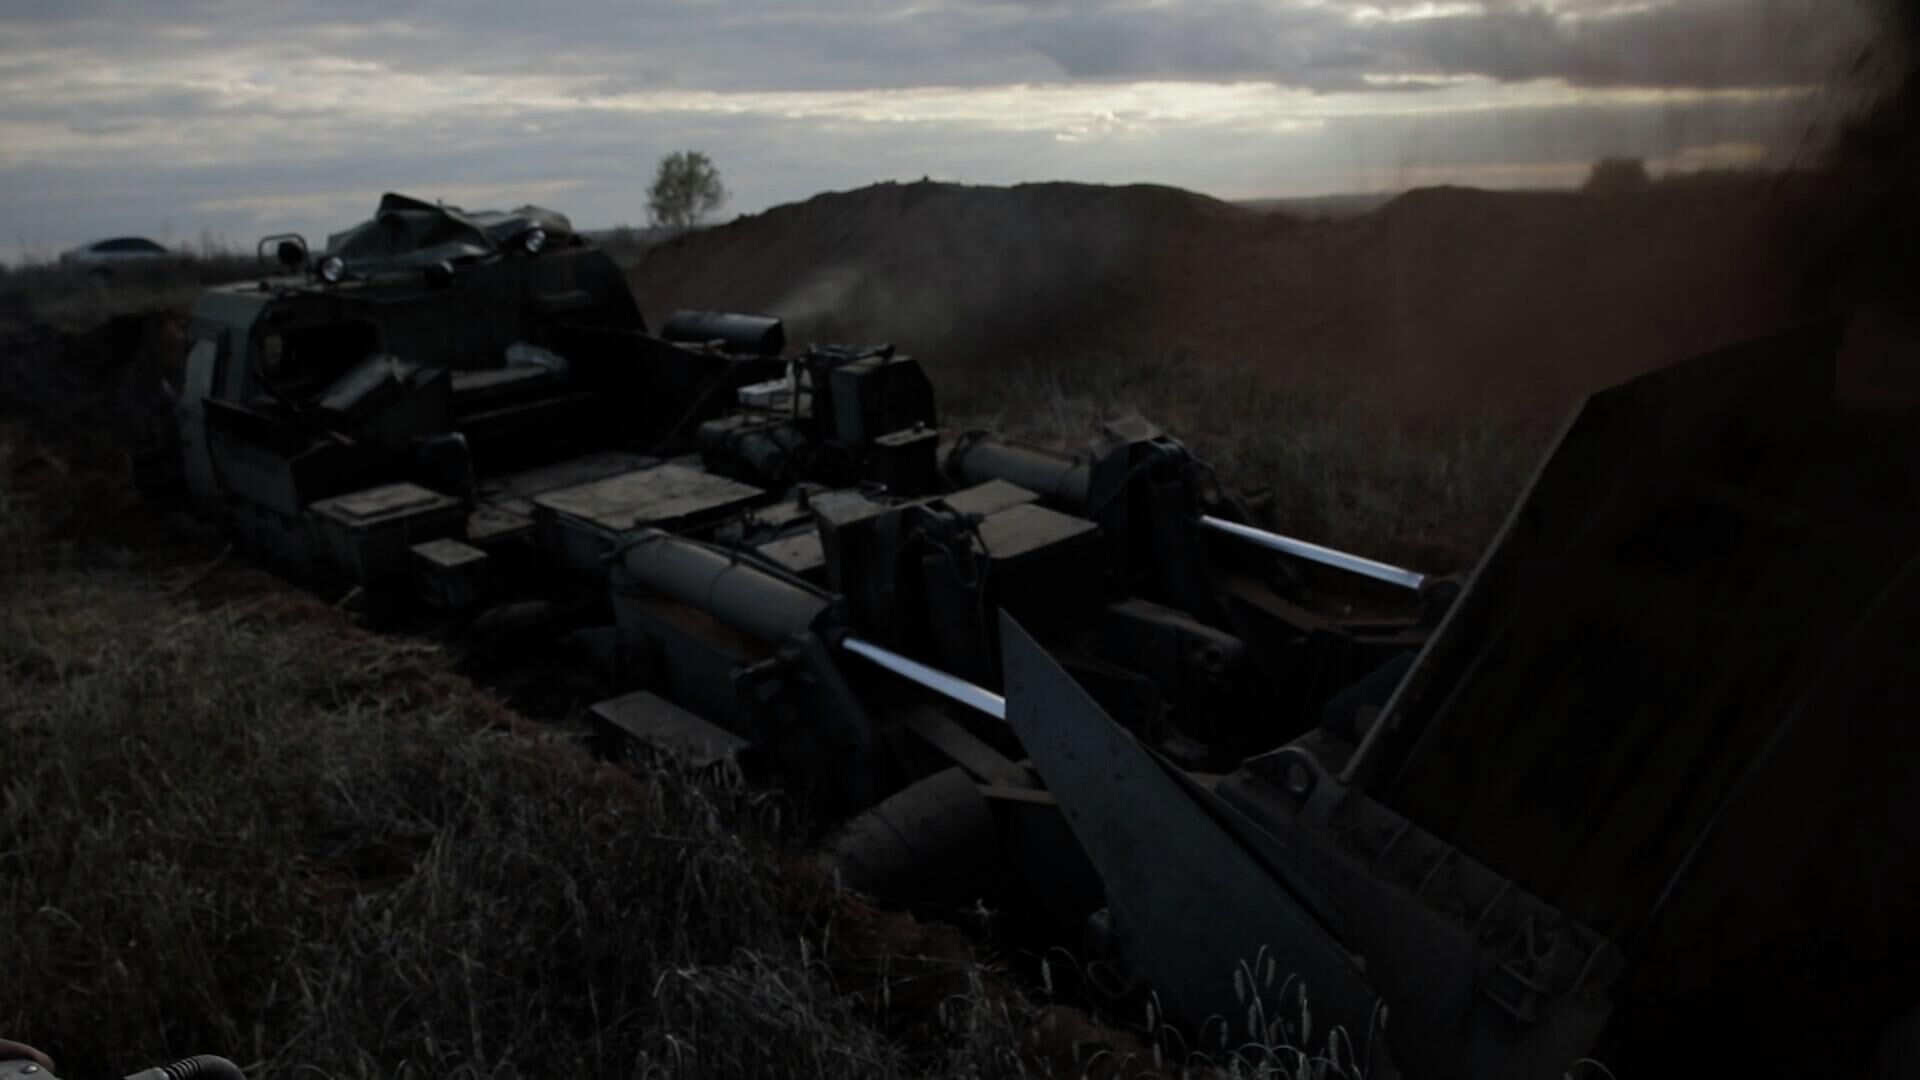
[661, 310, 787, 356]
[949, 437, 1093, 507]
[620, 530, 831, 642]
[819, 765, 999, 906]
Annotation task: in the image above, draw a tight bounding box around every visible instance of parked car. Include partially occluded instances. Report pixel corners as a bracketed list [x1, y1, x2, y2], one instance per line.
[59, 236, 173, 273]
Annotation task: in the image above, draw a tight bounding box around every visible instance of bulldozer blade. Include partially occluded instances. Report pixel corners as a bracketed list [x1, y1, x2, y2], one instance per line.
[997, 609, 1395, 1074]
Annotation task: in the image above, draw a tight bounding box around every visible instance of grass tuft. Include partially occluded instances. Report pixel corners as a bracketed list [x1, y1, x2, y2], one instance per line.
[0, 254, 265, 331]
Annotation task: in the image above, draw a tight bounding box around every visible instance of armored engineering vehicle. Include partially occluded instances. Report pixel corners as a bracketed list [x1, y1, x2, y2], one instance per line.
[154, 193, 1920, 1079]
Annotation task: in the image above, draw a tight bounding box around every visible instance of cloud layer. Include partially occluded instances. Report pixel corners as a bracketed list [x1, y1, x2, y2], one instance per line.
[0, 0, 1879, 258]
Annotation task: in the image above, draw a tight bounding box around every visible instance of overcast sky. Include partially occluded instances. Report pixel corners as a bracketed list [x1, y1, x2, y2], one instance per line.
[0, 0, 1884, 260]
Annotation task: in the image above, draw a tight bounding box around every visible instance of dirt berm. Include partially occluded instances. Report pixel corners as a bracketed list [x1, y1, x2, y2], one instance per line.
[633, 176, 1911, 422]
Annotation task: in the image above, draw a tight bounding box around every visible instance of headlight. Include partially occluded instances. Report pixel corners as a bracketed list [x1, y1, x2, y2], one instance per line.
[317, 255, 347, 283]
[521, 227, 546, 254]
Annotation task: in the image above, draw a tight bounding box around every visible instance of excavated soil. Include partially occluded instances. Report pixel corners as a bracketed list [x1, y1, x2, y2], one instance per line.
[632, 175, 1918, 423]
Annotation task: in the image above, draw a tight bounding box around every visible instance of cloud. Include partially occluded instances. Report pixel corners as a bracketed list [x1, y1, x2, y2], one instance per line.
[0, 1, 1873, 93]
[1013, 0, 1869, 91]
[0, 0, 1883, 258]
[1367, 0, 1871, 90]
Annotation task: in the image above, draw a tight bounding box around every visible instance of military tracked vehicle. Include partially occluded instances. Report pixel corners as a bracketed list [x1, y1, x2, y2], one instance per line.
[153, 193, 1920, 1079]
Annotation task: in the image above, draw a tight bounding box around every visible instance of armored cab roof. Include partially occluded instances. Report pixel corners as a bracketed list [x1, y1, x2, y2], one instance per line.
[322, 191, 576, 271]
[199, 191, 594, 302]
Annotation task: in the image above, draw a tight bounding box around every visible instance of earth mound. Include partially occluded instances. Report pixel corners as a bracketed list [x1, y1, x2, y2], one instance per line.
[632, 175, 1898, 421]
[632, 178, 1278, 379]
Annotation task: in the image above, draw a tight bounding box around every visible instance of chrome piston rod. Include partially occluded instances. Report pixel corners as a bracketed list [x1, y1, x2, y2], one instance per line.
[842, 636, 1006, 720]
[1200, 515, 1428, 592]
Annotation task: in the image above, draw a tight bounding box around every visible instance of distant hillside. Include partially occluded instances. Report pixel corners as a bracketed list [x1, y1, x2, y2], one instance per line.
[1234, 192, 1400, 219]
[631, 179, 1265, 376]
[632, 174, 1898, 420]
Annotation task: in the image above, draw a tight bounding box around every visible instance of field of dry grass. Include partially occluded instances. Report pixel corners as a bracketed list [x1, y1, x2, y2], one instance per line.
[0, 254, 265, 330]
[0, 432, 1068, 1080]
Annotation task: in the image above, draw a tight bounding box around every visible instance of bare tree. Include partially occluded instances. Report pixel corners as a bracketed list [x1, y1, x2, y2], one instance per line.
[647, 151, 728, 233]
[1581, 157, 1653, 196]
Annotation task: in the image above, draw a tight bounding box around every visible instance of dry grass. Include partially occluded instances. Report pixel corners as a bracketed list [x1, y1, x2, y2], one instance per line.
[939, 351, 1553, 572]
[0, 255, 265, 331]
[0, 455, 1061, 1080]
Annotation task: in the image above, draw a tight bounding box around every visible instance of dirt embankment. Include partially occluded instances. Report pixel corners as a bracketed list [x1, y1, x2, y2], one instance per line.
[633, 180, 1255, 376]
[634, 174, 1906, 423]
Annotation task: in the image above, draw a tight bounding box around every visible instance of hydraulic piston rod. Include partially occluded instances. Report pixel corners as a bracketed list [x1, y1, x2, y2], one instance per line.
[842, 636, 1007, 720]
[1200, 515, 1428, 592]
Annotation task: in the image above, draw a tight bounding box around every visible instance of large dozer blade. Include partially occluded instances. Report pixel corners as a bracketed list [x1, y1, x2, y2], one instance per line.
[997, 610, 1396, 1074]
[1326, 318, 1920, 1075]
